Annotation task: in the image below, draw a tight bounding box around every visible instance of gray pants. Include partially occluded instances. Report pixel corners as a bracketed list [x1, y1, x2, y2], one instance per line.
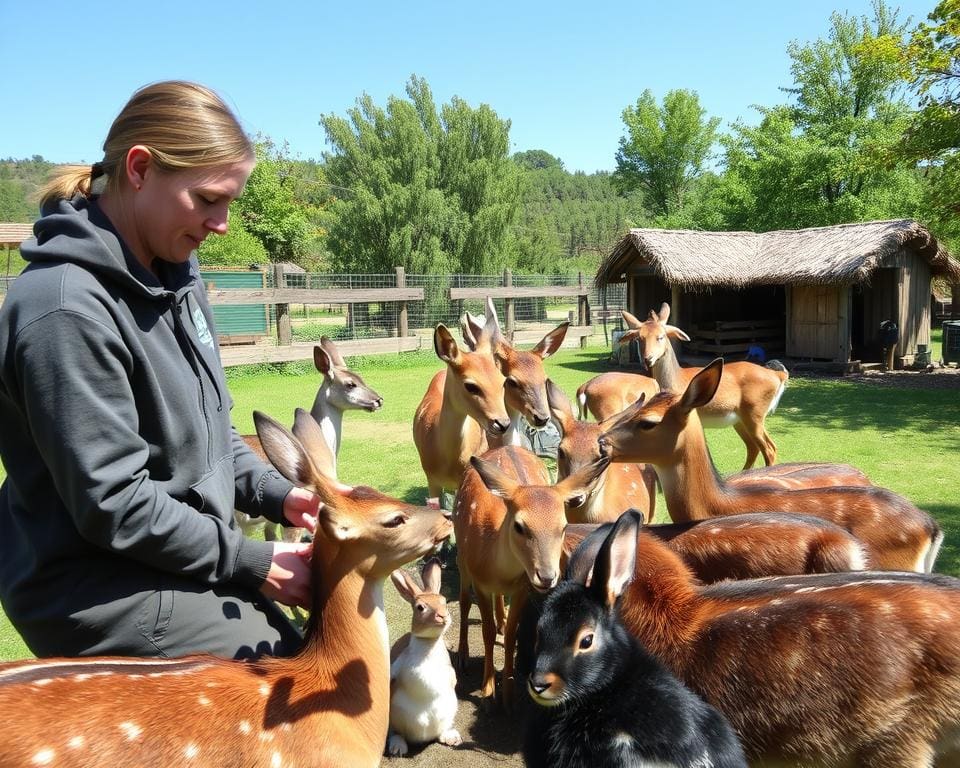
[16, 577, 303, 661]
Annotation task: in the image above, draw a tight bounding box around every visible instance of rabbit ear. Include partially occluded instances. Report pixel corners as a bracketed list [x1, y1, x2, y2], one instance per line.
[565, 523, 613, 587]
[589, 510, 642, 609]
[420, 557, 442, 594]
[390, 569, 421, 604]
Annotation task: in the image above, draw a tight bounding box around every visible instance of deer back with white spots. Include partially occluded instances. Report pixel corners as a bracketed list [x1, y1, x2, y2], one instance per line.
[0, 408, 452, 768]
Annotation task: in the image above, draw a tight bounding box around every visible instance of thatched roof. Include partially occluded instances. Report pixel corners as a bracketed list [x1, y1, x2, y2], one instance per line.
[596, 220, 960, 290]
[0, 223, 34, 249]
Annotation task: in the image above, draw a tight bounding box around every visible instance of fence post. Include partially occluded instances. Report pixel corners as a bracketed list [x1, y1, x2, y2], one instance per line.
[503, 268, 515, 339]
[273, 263, 292, 346]
[578, 271, 589, 349]
[395, 266, 408, 338]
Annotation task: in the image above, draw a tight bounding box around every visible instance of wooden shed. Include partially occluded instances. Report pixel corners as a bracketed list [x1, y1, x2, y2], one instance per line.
[595, 220, 960, 366]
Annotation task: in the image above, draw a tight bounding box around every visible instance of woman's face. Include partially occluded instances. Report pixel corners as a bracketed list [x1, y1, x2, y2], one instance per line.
[130, 155, 255, 271]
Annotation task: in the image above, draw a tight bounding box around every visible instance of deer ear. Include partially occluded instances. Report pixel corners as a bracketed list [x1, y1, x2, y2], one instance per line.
[546, 379, 575, 436]
[459, 312, 481, 351]
[531, 322, 569, 359]
[292, 409, 337, 479]
[320, 335, 347, 367]
[313, 345, 334, 377]
[590, 510, 641, 609]
[253, 411, 313, 487]
[558, 456, 610, 503]
[470, 455, 519, 499]
[434, 324, 461, 364]
[679, 358, 723, 413]
[621, 309, 643, 329]
[664, 324, 691, 342]
[658, 303, 671, 323]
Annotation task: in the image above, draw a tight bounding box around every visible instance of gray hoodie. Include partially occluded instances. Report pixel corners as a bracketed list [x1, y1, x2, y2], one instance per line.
[0, 195, 293, 655]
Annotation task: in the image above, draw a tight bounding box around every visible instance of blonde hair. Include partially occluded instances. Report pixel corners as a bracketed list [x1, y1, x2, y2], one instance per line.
[40, 80, 253, 209]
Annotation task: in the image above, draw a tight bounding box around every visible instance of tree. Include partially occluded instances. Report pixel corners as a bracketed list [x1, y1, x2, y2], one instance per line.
[320, 76, 522, 274]
[613, 89, 720, 217]
[233, 139, 313, 266]
[196, 216, 269, 267]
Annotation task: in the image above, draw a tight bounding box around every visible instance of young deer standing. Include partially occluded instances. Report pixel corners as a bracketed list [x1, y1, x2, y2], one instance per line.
[237, 336, 384, 541]
[555, 512, 960, 766]
[413, 313, 510, 500]
[546, 379, 657, 523]
[461, 299, 569, 447]
[598, 359, 943, 572]
[454, 445, 609, 707]
[0, 409, 452, 768]
[620, 303, 787, 468]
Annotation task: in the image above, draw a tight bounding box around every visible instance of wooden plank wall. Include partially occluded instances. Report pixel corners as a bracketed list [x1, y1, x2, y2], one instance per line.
[788, 284, 841, 360]
[898, 256, 932, 358]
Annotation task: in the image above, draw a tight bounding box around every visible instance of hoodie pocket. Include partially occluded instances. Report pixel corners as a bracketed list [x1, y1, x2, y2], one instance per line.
[187, 454, 234, 518]
[135, 585, 174, 650]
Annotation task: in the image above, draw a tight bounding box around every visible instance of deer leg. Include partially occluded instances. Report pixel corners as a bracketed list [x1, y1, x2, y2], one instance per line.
[500, 586, 529, 713]
[495, 594, 507, 635]
[456, 570, 473, 676]
[732, 420, 761, 469]
[738, 408, 778, 467]
[475, 587, 499, 701]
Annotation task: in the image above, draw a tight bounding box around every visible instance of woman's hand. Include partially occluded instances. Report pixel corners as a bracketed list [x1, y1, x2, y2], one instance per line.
[282, 487, 321, 534]
[260, 541, 313, 608]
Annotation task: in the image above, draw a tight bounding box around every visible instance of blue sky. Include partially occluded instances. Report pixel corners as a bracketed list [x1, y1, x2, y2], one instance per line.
[0, 0, 936, 174]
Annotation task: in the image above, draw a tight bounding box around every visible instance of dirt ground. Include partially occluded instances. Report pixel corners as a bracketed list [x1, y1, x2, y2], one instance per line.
[381, 581, 527, 768]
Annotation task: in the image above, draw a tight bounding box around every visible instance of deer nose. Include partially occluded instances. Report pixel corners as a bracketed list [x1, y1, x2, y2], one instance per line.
[490, 418, 509, 434]
[598, 437, 610, 457]
[533, 570, 558, 591]
[531, 414, 549, 428]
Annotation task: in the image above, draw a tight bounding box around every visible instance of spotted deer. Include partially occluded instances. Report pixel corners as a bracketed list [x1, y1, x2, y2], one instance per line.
[598, 359, 943, 572]
[554, 511, 960, 766]
[454, 444, 609, 707]
[0, 409, 452, 768]
[546, 379, 656, 524]
[237, 336, 384, 541]
[620, 303, 788, 468]
[413, 310, 510, 500]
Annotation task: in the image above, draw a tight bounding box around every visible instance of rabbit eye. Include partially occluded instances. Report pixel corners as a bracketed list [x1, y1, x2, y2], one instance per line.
[578, 633, 594, 650]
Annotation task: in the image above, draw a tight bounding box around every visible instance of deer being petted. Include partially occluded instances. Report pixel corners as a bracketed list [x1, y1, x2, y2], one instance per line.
[598, 359, 943, 572]
[237, 336, 384, 541]
[413, 307, 510, 500]
[0, 408, 452, 768]
[620, 303, 787, 468]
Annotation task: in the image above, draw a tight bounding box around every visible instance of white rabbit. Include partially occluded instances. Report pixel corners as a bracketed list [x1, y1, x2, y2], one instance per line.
[386, 557, 461, 757]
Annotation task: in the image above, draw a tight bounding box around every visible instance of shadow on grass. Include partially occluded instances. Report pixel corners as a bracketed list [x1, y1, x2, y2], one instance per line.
[927, 504, 960, 577]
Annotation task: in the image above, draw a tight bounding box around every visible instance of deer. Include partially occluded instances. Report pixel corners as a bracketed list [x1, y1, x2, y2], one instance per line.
[575, 370, 660, 421]
[598, 358, 944, 572]
[413, 309, 510, 501]
[237, 336, 384, 542]
[453, 444, 610, 708]
[547, 509, 960, 767]
[460, 299, 570, 450]
[546, 378, 657, 524]
[0, 408, 452, 768]
[619, 303, 788, 469]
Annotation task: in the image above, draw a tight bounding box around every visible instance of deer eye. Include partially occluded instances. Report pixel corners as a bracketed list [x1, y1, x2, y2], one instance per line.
[384, 514, 407, 528]
[416, 603, 426, 613]
[579, 633, 594, 650]
[513, 520, 525, 536]
[464, 381, 482, 396]
[505, 377, 518, 389]
[344, 380, 357, 390]
[638, 420, 657, 431]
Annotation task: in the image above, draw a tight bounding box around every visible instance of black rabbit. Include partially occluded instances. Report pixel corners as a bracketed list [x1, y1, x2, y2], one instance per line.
[521, 510, 747, 768]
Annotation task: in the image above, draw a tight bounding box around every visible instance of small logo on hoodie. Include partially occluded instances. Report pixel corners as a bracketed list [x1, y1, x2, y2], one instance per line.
[193, 307, 215, 349]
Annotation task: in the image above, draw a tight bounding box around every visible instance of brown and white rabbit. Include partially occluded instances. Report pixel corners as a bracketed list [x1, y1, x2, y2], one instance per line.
[387, 557, 461, 756]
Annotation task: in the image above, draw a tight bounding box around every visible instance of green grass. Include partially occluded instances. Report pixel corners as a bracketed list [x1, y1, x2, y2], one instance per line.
[2, 345, 959, 660]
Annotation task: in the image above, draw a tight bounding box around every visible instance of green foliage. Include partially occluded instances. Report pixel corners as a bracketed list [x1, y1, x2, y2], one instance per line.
[320, 75, 523, 275]
[234, 139, 315, 266]
[196, 215, 269, 267]
[613, 89, 720, 217]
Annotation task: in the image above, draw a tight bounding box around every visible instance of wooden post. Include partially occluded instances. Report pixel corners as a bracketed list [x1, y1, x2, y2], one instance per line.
[503, 268, 515, 339]
[395, 266, 407, 338]
[578, 272, 589, 349]
[273, 264, 292, 346]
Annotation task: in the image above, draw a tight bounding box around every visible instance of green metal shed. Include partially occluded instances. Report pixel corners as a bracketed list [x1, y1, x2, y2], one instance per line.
[199, 268, 269, 343]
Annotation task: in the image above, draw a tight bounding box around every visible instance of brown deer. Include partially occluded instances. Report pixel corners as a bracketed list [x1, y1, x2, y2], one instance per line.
[575, 370, 660, 421]
[413, 313, 510, 499]
[620, 303, 787, 468]
[557, 510, 960, 766]
[546, 379, 657, 523]
[461, 298, 570, 448]
[237, 336, 384, 541]
[0, 408, 452, 768]
[454, 444, 609, 706]
[598, 359, 943, 572]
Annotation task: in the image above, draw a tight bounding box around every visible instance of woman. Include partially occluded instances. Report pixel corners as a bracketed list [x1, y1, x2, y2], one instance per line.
[0, 81, 318, 660]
